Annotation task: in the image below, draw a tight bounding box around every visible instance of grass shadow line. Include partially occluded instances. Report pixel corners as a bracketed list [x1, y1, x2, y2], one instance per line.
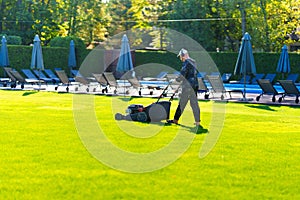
[246, 104, 278, 111]
[22, 91, 38, 96]
[176, 123, 209, 134]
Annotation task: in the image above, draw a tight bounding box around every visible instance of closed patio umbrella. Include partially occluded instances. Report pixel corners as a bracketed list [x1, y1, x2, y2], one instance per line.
[116, 34, 135, 95]
[30, 34, 44, 90]
[234, 32, 256, 101]
[68, 40, 77, 73]
[0, 36, 10, 77]
[276, 44, 290, 79]
[0, 36, 9, 67]
[116, 34, 134, 78]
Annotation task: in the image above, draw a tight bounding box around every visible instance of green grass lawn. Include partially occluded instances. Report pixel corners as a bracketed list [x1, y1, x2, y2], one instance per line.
[0, 90, 299, 199]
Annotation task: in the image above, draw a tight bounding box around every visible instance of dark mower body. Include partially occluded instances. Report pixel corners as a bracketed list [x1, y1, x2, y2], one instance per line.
[115, 82, 178, 123]
[115, 101, 171, 122]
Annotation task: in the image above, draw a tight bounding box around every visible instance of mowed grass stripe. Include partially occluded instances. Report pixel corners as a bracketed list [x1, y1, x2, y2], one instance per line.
[0, 90, 299, 199]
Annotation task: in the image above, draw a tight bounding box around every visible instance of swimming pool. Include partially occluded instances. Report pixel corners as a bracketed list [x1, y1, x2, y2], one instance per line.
[121, 80, 300, 94]
[223, 83, 297, 94]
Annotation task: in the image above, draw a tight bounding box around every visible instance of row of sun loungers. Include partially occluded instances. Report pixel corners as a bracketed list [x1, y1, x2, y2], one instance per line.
[1, 67, 168, 96]
[199, 74, 300, 104]
[256, 79, 300, 104]
[1, 68, 300, 104]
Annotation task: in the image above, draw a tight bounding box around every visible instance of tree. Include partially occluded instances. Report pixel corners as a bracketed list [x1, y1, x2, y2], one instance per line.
[75, 0, 111, 45]
[0, 0, 297, 52]
[248, 0, 299, 52]
[107, 0, 133, 34]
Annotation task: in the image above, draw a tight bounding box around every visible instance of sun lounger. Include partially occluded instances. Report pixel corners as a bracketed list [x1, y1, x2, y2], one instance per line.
[0, 67, 11, 87]
[126, 75, 166, 96]
[32, 69, 54, 83]
[3, 67, 17, 88]
[101, 72, 118, 94]
[278, 80, 300, 103]
[286, 73, 299, 82]
[10, 70, 41, 89]
[221, 73, 232, 83]
[264, 73, 276, 83]
[0, 76, 9, 87]
[73, 76, 94, 92]
[71, 69, 80, 77]
[94, 73, 137, 95]
[207, 75, 243, 100]
[198, 77, 209, 99]
[70, 70, 98, 92]
[251, 73, 265, 84]
[55, 70, 73, 92]
[103, 72, 117, 87]
[22, 69, 52, 85]
[127, 77, 144, 96]
[44, 69, 61, 83]
[256, 79, 283, 102]
[92, 73, 110, 93]
[142, 71, 168, 81]
[230, 75, 251, 84]
[21, 69, 40, 80]
[209, 72, 232, 83]
[9, 70, 26, 89]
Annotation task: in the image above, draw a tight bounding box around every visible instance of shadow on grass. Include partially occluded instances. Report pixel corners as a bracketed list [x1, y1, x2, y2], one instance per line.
[22, 91, 38, 96]
[165, 122, 208, 135]
[119, 97, 134, 102]
[107, 96, 136, 102]
[246, 104, 278, 111]
[178, 124, 209, 135]
[115, 115, 208, 134]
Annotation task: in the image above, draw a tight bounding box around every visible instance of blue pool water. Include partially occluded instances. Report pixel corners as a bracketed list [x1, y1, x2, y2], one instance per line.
[120, 80, 300, 94]
[223, 83, 299, 94]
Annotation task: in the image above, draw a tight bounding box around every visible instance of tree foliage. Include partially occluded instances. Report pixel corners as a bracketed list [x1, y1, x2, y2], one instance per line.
[0, 0, 298, 52]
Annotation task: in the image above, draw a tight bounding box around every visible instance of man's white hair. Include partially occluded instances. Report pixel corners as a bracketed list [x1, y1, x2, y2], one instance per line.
[177, 48, 189, 57]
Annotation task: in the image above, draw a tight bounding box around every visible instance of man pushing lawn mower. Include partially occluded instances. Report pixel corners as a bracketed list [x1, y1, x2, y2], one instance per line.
[115, 48, 205, 131]
[167, 48, 203, 129]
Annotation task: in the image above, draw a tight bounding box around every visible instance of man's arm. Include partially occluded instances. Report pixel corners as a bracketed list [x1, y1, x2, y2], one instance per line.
[176, 62, 188, 82]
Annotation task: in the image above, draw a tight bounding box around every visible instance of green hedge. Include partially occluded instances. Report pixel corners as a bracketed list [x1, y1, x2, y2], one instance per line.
[0, 45, 89, 76]
[49, 36, 86, 50]
[0, 35, 22, 45]
[135, 51, 300, 74]
[1, 46, 299, 81]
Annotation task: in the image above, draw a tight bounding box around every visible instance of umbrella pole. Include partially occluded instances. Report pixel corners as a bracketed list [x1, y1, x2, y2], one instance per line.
[38, 69, 41, 91]
[243, 73, 246, 99]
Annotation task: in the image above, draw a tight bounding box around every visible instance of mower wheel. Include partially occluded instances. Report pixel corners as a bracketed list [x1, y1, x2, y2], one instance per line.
[137, 112, 147, 122]
[115, 113, 124, 120]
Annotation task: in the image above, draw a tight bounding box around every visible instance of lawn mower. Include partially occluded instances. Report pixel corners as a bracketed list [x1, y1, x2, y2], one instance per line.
[115, 83, 179, 122]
